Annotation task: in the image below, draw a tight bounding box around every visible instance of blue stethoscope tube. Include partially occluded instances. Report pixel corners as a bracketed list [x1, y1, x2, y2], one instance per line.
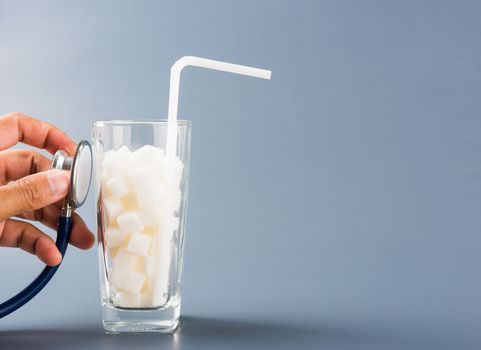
[0, 214, 72, 318]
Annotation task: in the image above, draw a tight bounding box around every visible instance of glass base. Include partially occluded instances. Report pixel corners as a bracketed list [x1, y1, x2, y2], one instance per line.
[102, 298, 180, 333]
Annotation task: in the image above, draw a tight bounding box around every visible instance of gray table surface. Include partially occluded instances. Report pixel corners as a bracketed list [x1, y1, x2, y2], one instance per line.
[1, 0, 481, 349]
[1, 308, 479, 350]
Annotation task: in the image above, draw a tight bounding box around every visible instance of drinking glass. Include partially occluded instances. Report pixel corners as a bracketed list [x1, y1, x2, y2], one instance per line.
[91, 119, 191, 333]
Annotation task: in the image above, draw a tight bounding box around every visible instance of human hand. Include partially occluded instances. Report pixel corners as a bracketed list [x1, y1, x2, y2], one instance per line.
[0, 112, 94, 266]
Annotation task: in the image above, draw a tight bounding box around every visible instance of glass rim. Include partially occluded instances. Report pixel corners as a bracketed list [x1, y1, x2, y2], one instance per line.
[91, 119, 191, 126]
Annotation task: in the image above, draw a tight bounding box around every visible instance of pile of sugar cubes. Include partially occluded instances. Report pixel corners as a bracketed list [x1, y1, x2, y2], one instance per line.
[100, 145, 183, 308]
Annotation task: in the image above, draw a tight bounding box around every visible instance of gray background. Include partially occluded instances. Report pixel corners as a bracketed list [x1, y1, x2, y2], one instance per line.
[0, 0, 480, 349]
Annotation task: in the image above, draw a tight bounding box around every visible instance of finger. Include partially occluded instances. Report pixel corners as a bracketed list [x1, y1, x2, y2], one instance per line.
[0, 149, 51, 185]
[16, 205, 95, 250]
[0, 112, 76, 155]
[0, 219, 62, 266]
[0, 169, 70, 221]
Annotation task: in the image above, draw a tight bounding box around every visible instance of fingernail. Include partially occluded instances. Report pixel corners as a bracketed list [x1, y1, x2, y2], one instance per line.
[48, 170, 70, 196]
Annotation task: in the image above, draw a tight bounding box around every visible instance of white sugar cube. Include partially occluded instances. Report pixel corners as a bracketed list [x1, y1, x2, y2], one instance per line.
[110, 265, 128, 289]
[101, 150, 115, 176]
[114, 249, 138, 270]
[144, 256, 154, 277]
[127, 233, 152, 256]
[116, 145, 132, 155]
[148, 235, 158, 256]
[130, 145, 164, 167]
[116, 291, 141, 308]
[123, 270, 146, 294]
[136, 255, 154, 277]
[139, 203, 163, 227]
[120, 192, 138, 210]
[114, 145, 132, 163]
[109, 247, 120, 260]
[104, 227, 125, 248]
[125, 163, 159, 188]
[102, 146, 132, 175]
[101, 171, 112, 198]
[142, 277, 153, 292]
[103, 197, 123, 224]
[106, 176, 129, 198]
[103, 150, 115, 162]
[136, 180, 165, 208]
[117, 211, 143, 235]
[141, 291, 153, 307]
[140, 278, 155, 307]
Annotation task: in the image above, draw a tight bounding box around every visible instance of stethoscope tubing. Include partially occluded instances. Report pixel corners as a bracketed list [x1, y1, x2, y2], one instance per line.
[0, 215, 72, 318]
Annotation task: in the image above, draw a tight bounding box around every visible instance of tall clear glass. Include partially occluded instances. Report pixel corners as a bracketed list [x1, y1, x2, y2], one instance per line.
[91, 120, 191, 333]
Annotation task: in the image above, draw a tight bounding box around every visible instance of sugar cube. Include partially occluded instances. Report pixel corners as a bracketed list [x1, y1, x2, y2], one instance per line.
[116, 145, 132, 156]
[104, 227, 125, 248]
[130, 145, 164, 167]
[123, 270, 146, 294]
[136, 255, 154, 277]
[125, 162, 159, 188]
[110, 265, 128, 289]
[120, 192, 138, 210]
[101, 172, 112, 198]
[103, 150, 115, 162]
[100, 150, 114, 177]
[136, 180, 165, 208]
[103, 197, 123, 225]
[143, 225, 159, 235]
[127, 233, 152, 256]
[109, 247, 120, 260]
[114, 249, 138, 270]
[148, 235, 158, 256]
[144, 256, 154, 277]
[117, 211, 143, 235]
[141, 291, 153, 307]
[102, 146, 132, 175]
[116, 291, 141, 308]
[139, 203, 163, 227]
[106, 176, 129, 198]
[142, 277, 153, 293]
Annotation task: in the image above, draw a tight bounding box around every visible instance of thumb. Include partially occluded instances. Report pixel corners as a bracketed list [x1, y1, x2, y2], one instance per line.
[0, 169, 70, 221]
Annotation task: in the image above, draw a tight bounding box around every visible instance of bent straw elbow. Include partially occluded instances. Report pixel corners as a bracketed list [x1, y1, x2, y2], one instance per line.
[171, 56, 272, 81]
[170, 56, 196, 75]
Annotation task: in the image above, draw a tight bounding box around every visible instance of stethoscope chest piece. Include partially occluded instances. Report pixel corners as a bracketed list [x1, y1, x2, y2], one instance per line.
[52, 140, 93, 209]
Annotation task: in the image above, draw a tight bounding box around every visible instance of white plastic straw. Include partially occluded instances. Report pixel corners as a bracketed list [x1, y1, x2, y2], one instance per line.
[153, 56, 271, 305]
[166, 56, 271, 161]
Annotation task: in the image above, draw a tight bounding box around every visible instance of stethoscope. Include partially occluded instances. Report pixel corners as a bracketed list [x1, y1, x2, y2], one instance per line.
[0, 140, 93, 318]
